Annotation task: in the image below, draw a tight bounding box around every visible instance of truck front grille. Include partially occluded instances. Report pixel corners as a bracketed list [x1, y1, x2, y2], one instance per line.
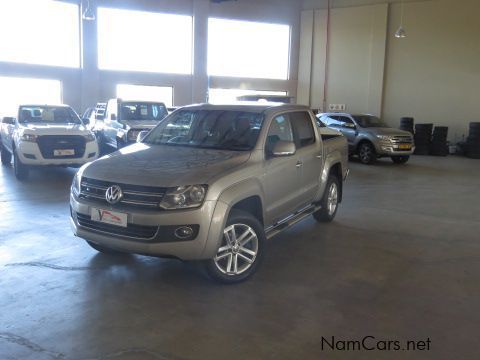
[391, 136, 413, 144]
[37, 135, 86, 159]
[75, 213, 158, 240]
[79, 177, 167, 210]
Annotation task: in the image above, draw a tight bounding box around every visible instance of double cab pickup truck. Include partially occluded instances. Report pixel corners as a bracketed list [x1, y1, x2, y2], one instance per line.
[318, 113, 415, 164]
[0, 104, 98, 180]
[70, 104, 349, 283]
[100, 98, 168, 150]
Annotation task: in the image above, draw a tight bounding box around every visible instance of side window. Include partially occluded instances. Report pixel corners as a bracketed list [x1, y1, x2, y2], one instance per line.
[336, 116, 354, 126]
[290, 111, 316, 148]
[265, 114, 294, 155]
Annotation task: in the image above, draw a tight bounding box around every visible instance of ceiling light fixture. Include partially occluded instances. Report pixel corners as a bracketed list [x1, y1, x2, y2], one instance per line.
[395, 0, 407, 38]
[82, 0, 95, 21]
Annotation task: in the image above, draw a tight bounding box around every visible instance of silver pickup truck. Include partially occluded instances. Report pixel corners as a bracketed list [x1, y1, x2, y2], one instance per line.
[70, 104, 348, 283]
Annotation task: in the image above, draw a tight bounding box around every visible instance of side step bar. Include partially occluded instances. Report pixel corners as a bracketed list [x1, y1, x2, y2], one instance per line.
[264, 203, 321, 240]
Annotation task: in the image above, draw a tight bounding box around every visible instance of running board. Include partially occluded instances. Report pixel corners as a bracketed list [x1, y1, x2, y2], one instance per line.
[264, 204, 321, 240]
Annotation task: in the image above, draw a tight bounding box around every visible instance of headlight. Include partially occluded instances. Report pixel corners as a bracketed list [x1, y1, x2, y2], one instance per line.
[71, 172, 81, 197]
[21, 134, 37, 142]
[376, 135, 392, 141]
[127, 130, 140, 141]
[83, 133, 96, 142]
[160, 185, 207, 210]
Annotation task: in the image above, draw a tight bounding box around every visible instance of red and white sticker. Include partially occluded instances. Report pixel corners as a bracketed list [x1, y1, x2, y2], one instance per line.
[91, 208, 128, 228]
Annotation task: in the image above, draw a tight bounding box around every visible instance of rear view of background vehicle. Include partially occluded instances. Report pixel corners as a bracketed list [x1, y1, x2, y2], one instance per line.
[318, 113, 414, 164]
[101, 98, 168, 149]
[0, 105, 98, 180]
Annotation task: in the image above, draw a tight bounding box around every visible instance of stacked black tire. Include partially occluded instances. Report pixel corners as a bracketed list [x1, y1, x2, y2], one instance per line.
[430, 126, 449, 156]
[466, 122, 480, 159]
[414, 123, 433, 155]
[400, 117, 414, 134]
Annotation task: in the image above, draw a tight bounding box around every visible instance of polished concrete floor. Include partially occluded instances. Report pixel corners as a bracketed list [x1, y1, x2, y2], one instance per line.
[1, 156, 479, 360]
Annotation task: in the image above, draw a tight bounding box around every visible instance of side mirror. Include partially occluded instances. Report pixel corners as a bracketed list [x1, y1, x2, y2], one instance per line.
[137, 130, 149, 143]
[110, 114, 117, 121]
[2, 117, 15, 125]
[82, 117, 90, 125]
[272, 141, 296, 157]
[343, 123, 356, 129]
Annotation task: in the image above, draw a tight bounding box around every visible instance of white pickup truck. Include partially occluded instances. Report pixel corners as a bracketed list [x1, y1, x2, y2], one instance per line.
[0, 104, 99, 180]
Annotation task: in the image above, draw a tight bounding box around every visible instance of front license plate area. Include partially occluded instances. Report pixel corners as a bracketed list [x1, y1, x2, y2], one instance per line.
[91, 208, 128, 228]
[54, 149, 75, 156]
[399, 145, 412, 150]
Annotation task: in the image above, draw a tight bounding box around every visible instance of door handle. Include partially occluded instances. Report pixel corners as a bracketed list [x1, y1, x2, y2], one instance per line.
[316, 154, 323, 159]
[296, 161, 303, 168]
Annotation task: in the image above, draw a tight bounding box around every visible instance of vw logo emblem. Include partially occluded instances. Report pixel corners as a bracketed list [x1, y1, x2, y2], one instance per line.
[105, 185, 123, 204]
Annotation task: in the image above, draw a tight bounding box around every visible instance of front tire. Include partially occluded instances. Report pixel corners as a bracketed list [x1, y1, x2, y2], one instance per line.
[1, 144, 12, 165]
[391, 156, 410, 164]
[14, 150, 29, 180]
[313, 175, 340, 223]
[204, 209, 265, 284]
[358, 142, 377, 165]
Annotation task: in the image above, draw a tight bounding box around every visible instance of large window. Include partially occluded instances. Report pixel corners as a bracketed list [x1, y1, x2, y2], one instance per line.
[0, 0, 79, 67]
[208, 18, 290, 80]
[98, 8, 192, 74]
[209, 89, 288, 104]
[0, 77, 62, 118]
[117, 84, 174, 108]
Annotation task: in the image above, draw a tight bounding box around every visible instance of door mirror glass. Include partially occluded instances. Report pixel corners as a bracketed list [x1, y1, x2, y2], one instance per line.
[82, 117, 90, 125]
[110, 113, 117, 121]
[137, 130, 150, 143]
[272, 140, 296, 157]
[2, 117, 15, 125]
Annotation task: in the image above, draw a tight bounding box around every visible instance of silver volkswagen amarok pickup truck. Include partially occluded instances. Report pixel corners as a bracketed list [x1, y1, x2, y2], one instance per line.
[70, 104, 349, 283]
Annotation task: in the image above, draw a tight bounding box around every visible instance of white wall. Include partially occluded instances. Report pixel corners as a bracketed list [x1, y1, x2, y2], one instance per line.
[0, 0, 301, 114]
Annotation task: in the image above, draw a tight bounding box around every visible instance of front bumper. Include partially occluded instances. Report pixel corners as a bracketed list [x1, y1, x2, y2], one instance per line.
[70, 194, 228, 260]
[376, 143, 415, 156]
[17, 141, 98, 166]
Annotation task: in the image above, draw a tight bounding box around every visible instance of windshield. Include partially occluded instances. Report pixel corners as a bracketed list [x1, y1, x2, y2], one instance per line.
[19, 106, 82, 124]
[120, 102, 167, 121]
[353, 115, 388, 128]
[143, 109, 264, 151]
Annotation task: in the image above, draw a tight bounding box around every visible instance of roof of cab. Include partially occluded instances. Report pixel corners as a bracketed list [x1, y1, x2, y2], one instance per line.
[179, 102, 310, 114]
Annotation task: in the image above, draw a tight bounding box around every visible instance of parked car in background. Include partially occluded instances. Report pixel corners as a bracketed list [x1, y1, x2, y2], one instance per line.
[0, 104, 98, 180]
[318, 113, 415, 164]
[101, 98, 168, 150]
[70, 103, 349, 283]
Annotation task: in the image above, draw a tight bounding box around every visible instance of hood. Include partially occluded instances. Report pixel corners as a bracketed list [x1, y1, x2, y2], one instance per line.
[82, 143, 251, 187]
[120, 120, 160, 130]
[366, 127, 412, 137]
[20, 123, 90, 136]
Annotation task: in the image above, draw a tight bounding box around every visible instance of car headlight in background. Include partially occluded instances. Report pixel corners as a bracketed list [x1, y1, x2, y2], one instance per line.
[83, 133, 96, 142]
[71, 172, 81, 197]
[21, 134, 38, 142]
[127, 130, 140, 142]
[376, 135, 392, 141]
[160, 185, 207, 209]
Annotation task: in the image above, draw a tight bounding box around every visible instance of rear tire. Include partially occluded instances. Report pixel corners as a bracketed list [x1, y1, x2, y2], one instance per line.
[86, 241, 124, 254]
[1, 144, 12, 165]
[358, 142, 377, 165]
[204, 209, 265, 284]
[14, 150, 29, 180]
[313, 175, 340, 223]
[391, 156, 410, 164]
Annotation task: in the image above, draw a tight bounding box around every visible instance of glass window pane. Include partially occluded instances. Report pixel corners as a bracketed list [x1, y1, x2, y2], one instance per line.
[117, 84, 174, 108]
[0, 77, 62, 118]
[208, 18, 290, 80]
[98, 8, 192, 74]
[209, 89, 288, 104]
[0, 0, 79, 67]
[290, 112, 315, 148]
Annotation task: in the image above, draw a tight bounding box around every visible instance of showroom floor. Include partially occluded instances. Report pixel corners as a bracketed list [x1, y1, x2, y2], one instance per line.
[1, 156, 479, 360]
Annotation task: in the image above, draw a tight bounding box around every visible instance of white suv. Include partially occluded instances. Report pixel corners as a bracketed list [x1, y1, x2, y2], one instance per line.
[0, 104, 99, 180]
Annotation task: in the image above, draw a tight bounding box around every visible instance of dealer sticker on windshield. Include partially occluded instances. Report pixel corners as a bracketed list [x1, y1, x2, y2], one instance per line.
[91, 208, 128, 228]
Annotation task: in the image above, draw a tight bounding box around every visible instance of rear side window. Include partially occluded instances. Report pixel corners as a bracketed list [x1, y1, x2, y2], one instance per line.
[290, 111, 316, 148]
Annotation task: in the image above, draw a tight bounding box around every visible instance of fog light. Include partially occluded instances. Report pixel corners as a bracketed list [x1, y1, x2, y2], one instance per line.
[174, 226, 194, 239]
